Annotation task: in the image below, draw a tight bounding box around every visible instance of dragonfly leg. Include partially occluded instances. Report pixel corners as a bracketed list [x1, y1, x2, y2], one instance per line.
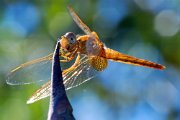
[62, 53, 81, 75]
[60, 49, 78, 62]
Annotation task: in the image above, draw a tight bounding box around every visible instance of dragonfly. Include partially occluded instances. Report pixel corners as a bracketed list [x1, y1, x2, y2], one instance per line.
[7, 5, 165, 104]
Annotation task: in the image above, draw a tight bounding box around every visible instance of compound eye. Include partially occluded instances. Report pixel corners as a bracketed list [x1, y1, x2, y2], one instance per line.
[64, 32, 76, 44]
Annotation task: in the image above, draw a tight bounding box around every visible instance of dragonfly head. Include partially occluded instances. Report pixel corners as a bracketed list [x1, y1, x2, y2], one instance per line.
[60, 32, 78, 52]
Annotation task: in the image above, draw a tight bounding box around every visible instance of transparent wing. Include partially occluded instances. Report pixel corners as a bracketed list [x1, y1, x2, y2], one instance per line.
[27, 81, 51, 104]
[7, 53, 53, 85]
[67, 5, 92, 35]
[27, 55, 99, 104]
[64, 55, 97, 90]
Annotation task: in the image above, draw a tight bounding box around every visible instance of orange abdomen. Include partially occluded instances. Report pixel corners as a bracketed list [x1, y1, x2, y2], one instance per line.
[102, 48, 165, 70]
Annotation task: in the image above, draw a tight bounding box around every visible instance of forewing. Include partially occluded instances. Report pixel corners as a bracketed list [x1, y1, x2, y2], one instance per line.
[67, 5, 92, 35]
[27, 55, 99, 104]
[7, 53, 53, 85]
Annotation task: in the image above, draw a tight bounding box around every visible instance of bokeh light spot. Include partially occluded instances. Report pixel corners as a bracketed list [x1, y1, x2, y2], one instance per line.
[134, 0, 164, 11]
[146, 81, 179, 113]
[154, 10, 180, 37]
[1, 2, 40, 37]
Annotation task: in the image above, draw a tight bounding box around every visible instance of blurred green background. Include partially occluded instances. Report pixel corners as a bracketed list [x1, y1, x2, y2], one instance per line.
[0, 0, 180, 120]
